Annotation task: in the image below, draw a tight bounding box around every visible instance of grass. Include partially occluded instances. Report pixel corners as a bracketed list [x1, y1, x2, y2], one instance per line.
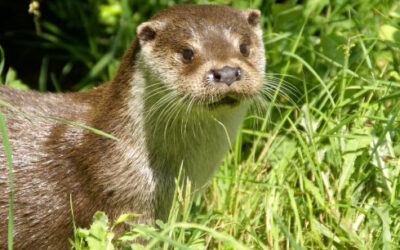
[0, 109, 14, 250]
[1, 0, 400, 249]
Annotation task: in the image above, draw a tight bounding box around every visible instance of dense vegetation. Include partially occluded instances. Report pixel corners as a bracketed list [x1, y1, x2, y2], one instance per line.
[1, 0, 400, 249]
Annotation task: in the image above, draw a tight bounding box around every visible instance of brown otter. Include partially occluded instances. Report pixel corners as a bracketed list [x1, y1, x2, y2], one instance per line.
[0, 4, 265, 249]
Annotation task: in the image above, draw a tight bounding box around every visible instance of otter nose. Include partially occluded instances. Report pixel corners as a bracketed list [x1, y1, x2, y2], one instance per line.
[211, 66, 241, 86]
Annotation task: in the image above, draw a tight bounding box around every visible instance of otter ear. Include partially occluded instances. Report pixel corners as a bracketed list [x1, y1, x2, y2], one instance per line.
[137, 21, 165, 42]
[244, 9, 261, 27]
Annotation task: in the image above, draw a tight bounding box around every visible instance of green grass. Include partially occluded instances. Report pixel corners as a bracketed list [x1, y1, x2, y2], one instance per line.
[2, 0, 400, 249]
[0, 108, 14, 250]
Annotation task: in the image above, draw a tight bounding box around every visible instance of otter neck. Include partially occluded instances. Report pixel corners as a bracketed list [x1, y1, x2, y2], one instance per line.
[129, 67, 247, 187]
[81, 53, 247, 218]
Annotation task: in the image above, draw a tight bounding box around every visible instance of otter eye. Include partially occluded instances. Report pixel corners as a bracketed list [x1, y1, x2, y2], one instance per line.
[239, 43, 250, 57]
[182, 49, 194, 63]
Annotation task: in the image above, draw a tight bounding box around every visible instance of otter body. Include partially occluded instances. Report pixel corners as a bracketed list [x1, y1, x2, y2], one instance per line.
[0, 5, 265, 249]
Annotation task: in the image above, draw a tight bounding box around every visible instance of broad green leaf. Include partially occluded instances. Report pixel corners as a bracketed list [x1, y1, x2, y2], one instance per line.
[86, 212, 115, 250]
[379, 25, 400, 43]
[112, 213, 140, 228]
[5, 68, 30, 90]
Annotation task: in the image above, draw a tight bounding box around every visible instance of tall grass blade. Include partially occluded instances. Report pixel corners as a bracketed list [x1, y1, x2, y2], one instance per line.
[0, 109, 14, 250]
[39, 57, 49, 92]
[0, 46, 4, 77]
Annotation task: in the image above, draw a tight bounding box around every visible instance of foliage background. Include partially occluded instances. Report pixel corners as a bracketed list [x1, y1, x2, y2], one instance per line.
[1, 0, 400, 249]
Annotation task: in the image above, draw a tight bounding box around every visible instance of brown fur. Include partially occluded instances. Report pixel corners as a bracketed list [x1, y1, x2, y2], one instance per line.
[0, 5, 265, 249]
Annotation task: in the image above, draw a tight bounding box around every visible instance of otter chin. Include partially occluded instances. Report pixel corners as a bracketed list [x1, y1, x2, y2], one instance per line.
[0, 4, 265, 249]
[208, 96, 241, 107]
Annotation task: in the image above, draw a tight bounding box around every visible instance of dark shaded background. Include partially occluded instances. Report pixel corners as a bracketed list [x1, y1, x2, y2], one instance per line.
[0, 0, 177, 90]
[0, 1, 47, 89]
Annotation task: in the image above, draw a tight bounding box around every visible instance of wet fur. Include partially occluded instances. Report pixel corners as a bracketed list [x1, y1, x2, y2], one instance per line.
[0, 5, 265, 249]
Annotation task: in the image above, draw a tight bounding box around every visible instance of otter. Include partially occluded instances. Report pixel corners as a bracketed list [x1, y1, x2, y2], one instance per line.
[0, 4, 265, 249]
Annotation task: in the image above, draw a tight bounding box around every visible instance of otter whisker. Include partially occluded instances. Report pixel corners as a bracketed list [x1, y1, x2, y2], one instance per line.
[265, 82, 299, 100]
[153, 92, 180, 126]
[143, 85, 171, 103]
[146, 92, 179, 136]
[264, 76, 300, 95]
[163, 96, 183, 141]
[265, 79, 297, 93]
[261, 79, 299, 107]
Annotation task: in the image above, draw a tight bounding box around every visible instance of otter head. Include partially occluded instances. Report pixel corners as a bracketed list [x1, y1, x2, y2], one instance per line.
[136, 5, 265, 111]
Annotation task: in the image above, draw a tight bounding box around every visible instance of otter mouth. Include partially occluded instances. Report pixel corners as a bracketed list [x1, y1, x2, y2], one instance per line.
[208, 96, 240, 108]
